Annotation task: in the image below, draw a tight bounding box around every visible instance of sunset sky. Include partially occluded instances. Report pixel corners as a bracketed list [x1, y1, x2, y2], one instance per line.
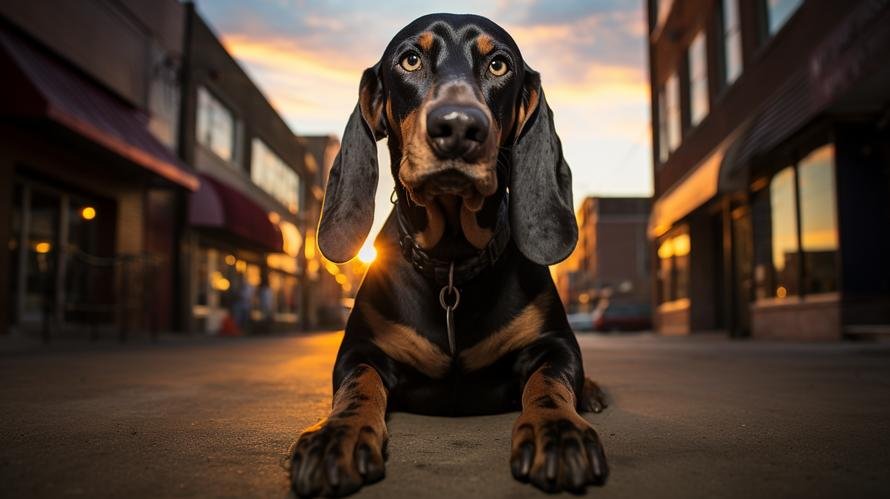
[195, 0, 653, 239]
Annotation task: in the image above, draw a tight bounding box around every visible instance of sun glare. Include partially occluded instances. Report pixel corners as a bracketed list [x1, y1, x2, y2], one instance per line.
[357, 243, 377, 264]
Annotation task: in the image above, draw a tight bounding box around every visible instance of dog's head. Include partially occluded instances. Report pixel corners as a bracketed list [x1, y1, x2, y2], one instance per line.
[317, 13, 577, 265]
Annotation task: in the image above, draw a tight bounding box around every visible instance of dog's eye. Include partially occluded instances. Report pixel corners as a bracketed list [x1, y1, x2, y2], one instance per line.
[400, 53, 422, 72]
[488, 58, 509, 77]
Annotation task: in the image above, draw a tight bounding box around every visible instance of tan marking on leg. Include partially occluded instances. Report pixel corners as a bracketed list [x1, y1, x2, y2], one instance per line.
[460, 203, 493, 249]
[418, 31, 434, 51]
[476, 33, 494, 55]
[521, 365, 576, 412]
[328, 365, 388, 426]
[460, 294, 550, 371]
[361, 302, 451, 378]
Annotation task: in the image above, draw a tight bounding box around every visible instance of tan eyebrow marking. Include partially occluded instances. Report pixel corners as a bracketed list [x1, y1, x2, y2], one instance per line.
[460, 293, 550, 371]
[476, 33, 494, 55]
[418, 31, 434, 51]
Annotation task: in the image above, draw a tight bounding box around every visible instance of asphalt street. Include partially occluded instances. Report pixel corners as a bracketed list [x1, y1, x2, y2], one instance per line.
[1, 332, 889, 498]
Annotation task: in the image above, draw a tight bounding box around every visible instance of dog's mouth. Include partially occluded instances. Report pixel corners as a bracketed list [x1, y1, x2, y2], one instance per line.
[401, 162, 496, 212]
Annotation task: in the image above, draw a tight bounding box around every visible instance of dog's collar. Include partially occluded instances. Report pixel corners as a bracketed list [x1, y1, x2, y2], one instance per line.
[396, 195, 511, 286]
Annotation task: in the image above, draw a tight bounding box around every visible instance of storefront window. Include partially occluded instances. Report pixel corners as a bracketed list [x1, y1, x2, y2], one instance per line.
[758, 143, 838, 300]
[769, 167, 798, 298]
[657, 230, 690, 303]
[765, 0, 802, 36]
[722, 0, 742, 85]
[798, 145, 838, 294]
[23, 188, 60, 323]
[197, 86, 236, 163]
[688, 30, 709, 127]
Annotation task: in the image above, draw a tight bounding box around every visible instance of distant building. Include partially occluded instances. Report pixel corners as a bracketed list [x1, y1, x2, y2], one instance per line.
[179, 4, 318, 334]
[300, 135, 348, 328]
[555, 197, 651, 315]
[0, 0, 337, 337]
[646, 0, 890, 339]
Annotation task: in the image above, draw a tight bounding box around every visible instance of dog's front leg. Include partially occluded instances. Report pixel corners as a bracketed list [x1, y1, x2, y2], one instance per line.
[291, 364, 388, 497]
[511, 362, 608, 493]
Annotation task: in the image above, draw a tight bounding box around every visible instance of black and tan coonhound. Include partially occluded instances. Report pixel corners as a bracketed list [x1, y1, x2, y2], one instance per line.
[291, 13, 608, 496]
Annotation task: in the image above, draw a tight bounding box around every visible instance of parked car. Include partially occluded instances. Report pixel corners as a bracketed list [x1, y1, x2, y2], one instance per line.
[567, 312, 596, 332]
[594, 302, 652, 332]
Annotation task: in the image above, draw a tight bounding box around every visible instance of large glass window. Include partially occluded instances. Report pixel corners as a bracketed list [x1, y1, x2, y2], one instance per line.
[688, 31, 709, 127]
[722, 0, 742, 85]
[657, 230, 690, 303]
[769, 167, 799, 298]
[798, 145, 838, 294]
[758, 143, 838, 300]
[196, 87, 235, 163]
[765, 0, 803, 36]
[251, 139, 301, 214]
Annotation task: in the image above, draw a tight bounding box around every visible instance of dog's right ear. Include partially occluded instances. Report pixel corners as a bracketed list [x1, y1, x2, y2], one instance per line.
[317, 66, 386, 263]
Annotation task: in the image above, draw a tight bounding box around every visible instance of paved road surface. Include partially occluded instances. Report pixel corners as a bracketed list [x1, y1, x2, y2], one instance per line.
[1, 333, 889, 498]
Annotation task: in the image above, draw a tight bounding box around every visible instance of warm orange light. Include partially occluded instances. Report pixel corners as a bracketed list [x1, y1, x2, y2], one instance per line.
[357, 243, 377, 264]
[335, 273, 348, 284]
[211, 271, 230, 291]
[325, 261, 340, 275]
[578, 293, 590, 304]
[81, 206, 96, 220]
[34, 241, 51, 254]
[225, 254, 237, 266]
[672, 234, 691, 257]
[776, 286, 787, 298]
[304, 232, 317, 260]
[657, 240, 673, 259]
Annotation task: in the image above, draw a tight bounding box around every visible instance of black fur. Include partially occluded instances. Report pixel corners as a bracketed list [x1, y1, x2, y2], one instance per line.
[297, 13, 607, 497]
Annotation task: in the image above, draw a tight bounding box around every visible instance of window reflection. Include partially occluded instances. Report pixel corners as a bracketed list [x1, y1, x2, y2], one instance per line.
[769, 167, 798, 297]
[657, 230, 690, 303]
[722, 0, 742, 84]
[196, 86, 235, 162]
[658, 71, 682, 163]
[759, 143, 838, 300]
[688, 31, 708, 126]
[765, 0, 802, 36]
[251, 139, 301, 214]
[798, 145, 838, 294]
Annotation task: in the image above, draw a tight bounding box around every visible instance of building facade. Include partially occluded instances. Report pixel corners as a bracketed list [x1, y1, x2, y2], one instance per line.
[647, 0, 890, 339]
[1, 0, 337, 338]
[1, 0, 197, 338]
[555, 197, 652, 316]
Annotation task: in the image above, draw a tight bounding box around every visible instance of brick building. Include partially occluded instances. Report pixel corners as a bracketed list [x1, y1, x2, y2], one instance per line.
[555, 197, 651, 316]
[646, 0, 890, 338]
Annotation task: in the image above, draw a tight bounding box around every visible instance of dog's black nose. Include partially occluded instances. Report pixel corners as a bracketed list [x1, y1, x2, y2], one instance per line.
[426, 105, 490, 159]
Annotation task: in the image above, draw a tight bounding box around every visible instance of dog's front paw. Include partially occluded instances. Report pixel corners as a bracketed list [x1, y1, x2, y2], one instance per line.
[510, 411, 608, 493]
[290, 418, 387, 497]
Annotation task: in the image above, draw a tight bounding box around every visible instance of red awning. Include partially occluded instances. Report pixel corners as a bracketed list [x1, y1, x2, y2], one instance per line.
[189, 174, 284, 253]
[0, 29, 199, 191]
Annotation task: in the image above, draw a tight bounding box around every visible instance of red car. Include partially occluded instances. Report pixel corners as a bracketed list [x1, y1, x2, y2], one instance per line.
[594, 303, 652, 332]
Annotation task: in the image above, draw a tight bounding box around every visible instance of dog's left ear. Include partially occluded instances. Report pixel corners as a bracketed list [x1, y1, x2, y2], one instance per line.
[509, 65, 578, 265]
[317, 66, 386, 263]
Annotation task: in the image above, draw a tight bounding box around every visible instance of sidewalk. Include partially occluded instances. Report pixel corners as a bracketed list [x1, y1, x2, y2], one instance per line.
[1, 333, 889, 498]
